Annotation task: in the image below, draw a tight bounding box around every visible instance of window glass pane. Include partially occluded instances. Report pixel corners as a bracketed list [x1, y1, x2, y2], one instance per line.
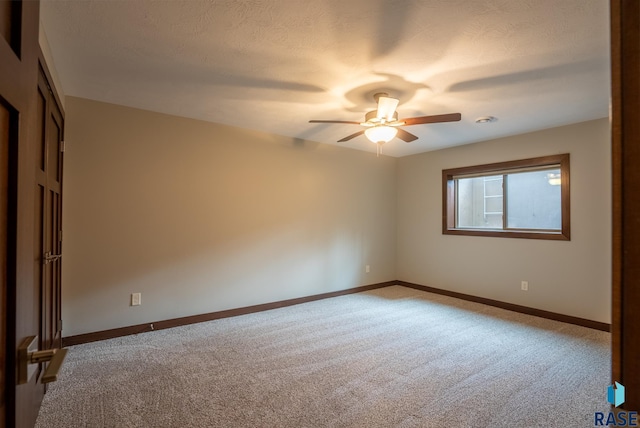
[443, 154, 569, 240]
[506, 169, 561, 230]
[457, 175, 503, 229]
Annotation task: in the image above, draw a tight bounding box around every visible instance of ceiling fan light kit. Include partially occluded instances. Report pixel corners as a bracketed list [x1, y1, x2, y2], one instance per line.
[365, 126, 398, 144]
[309, 92, 461, 153]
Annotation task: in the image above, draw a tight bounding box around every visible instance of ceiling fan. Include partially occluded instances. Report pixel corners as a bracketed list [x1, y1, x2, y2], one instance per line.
[309, 92, 461, 154]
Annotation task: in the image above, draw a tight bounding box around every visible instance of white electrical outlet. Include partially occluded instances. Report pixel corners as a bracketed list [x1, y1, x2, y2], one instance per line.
[131, 292, 142, 306]
[521, 281, 529, 291]
[365, 265, 370, 273]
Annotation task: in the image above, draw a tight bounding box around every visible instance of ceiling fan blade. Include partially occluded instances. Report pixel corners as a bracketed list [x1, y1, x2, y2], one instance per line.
[396, 128, 419, 143]
[401, 113, 462, 126]
[337, 130, 365, 142]
[376, 96, 399, 121]
[309, 120, 361, 125]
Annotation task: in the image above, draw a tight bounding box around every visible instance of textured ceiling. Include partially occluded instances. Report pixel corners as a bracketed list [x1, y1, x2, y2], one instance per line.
[40, 0, 610, 157]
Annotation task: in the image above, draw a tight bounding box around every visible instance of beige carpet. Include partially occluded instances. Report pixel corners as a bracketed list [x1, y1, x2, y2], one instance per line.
[35, 286, 611, 427]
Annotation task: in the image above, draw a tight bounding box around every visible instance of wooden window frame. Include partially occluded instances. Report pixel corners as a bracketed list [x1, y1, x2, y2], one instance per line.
[442, 154, 570, 240]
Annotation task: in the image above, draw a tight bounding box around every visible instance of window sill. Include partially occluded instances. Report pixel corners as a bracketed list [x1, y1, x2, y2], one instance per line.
[443, 228, 571, 241]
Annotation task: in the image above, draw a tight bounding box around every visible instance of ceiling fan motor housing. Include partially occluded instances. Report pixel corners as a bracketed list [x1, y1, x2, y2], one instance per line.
[372, 92, 390, 102]
[365, 110, 398, 124]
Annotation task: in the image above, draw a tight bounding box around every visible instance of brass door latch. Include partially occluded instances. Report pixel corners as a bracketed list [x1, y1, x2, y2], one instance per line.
[44, 251, 62, 264]
[18, 335, 68, 384]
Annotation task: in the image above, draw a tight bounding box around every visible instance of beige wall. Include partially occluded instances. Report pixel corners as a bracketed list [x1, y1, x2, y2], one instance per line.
[397, 118, 611, 323]
[62, 97, 397, 336]
[63, 100, 610, 337]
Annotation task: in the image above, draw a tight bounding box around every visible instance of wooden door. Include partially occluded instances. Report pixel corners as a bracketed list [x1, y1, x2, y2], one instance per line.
[36, 63, 64, 358]
[0, 1, 44, 427]
[611, 0, 640, 412]
[0, 47, 10, 428]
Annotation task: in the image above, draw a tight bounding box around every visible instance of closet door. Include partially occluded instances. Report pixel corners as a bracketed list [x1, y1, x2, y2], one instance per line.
[36, 63, 64, 367]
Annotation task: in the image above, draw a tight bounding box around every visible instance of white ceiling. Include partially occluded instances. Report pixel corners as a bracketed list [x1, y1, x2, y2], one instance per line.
[40, 0, 610, 157]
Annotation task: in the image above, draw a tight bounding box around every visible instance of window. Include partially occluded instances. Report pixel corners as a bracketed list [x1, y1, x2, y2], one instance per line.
[443, 154, 570, 240]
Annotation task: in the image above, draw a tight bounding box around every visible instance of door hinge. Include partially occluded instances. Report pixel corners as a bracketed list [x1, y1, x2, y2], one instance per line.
[61, 140, 66, 152]
[58, 319, 63, 331]
[59, 230, 63, 242]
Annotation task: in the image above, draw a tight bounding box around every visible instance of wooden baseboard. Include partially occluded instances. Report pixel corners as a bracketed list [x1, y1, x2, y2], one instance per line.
[62, 281, 396, 347]
[63, 279, 610, 347]
[397, 280, 611, 332]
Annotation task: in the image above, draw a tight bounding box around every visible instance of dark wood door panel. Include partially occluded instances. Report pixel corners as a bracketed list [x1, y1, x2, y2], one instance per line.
[47, 121, 60, 184]
[611, 0, 640, 412]
[1, 1, 44, 427]
[0, 95, 12, 428]
[51, 191, 61, 349]
[33, 184, 43, 360]
[36, 64, 64, 374]
[36, 87, 46, 173]
[0, 0, 21, 57]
